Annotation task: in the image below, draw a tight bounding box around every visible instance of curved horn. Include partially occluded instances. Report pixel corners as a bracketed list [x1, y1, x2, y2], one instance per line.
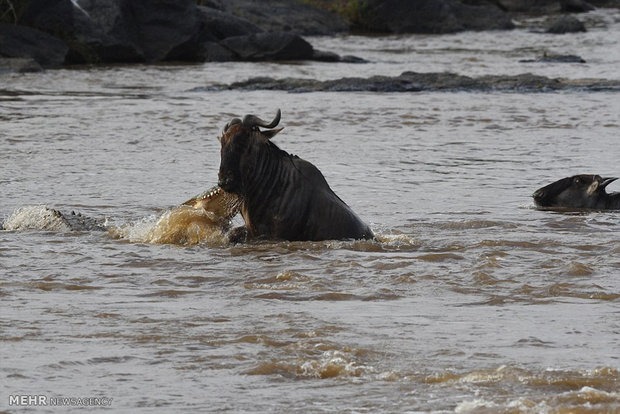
[242, 109, 281, 129]
[224, 117, 241, 132]
[601, 177, 618, 189]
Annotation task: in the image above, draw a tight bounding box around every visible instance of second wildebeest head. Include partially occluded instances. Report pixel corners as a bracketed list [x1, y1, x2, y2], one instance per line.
[532, 174, 619, 210]
[217, 110, 283, 193]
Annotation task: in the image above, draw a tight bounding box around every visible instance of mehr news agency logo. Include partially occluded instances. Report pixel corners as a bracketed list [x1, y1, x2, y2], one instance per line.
[9, 395, 113, 407]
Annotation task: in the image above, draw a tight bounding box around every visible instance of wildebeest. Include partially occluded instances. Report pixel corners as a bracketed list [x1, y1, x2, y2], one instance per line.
[533, 174, 620, 210]
[217, 109, 374, 242]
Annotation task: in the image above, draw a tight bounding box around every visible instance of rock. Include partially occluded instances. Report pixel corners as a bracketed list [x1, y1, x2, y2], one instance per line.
[221, 32, 315, 61]
[15, 0, 343, 64]
[71, 0, 145, 63]
[226, 72, 478, 92]
[20, 0, 204, 63]
[493, 0, 557, 12]
[560, 0, 596, 12]
[352, 0, 515, 33]
[198, 41, 238, 62]
[224, 71, 620, 93]
[451, 1, 516, 31]
[128, 0, 202, 62]
[197, 6, 261, 41]
[0, 23, 68, 66]
[19, 0, 75, 35]
[200, 0, 224, 9]
[473, 0, 600, 14]
[220, 0, 349, 35]
[311, 50, 341, 62]
[519, 54, 586, 63]
[21, 0, 143, 63]
[340, 55, 368, 64]
[587, 0, 620, 5]
[311, 50, 368, 63]
[0, 57, 43, 73]
[546, 15, 587, 33]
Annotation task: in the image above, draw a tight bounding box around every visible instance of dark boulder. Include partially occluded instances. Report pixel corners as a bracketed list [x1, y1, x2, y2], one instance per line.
[220, 0, 349, 35]
[587, 0, 620, 5]
[451, 2, 516, 31]
[546, 15, 587, 33]
[224, 71, 620, 93]
[560, 0, 595, 12]
[128, 0, 202, 62]
[6, 0, 361, 64]
[0, 57, 42, 73]
[221, 32, 315, 61]
[197, 41, 238, 62]
[20, 0, 143, 63]
[199, 0, 224, 9]
[492, 0, 557, 12]
[196, 6, 261, 41]
[353, 0, 514, 34]
[70, 0, 144, 63]
[19, 0, 75, 34]
[19, 0, 204, 63]
[0, 23, 68, 66]
[519, 54, 586, 63]
[468, 0, 599, 14]
[311, 50, 368, 63]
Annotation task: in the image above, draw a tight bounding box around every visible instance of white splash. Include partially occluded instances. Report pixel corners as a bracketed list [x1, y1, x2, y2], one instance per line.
[3, 205, 71, 232]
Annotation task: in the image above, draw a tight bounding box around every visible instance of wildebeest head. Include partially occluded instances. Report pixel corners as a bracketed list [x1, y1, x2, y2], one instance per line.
[217, 109, 283, 193]
[532, 174, 618, 209]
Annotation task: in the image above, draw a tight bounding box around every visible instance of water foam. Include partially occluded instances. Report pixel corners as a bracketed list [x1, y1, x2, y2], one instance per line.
[2, 203, 230, 246]
[2, 205, 72, 232]
[109, 206, 229, 246]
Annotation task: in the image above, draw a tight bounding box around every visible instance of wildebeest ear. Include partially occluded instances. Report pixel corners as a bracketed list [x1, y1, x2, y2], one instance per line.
[587, 180, 599, 195]
[261, 127, 284, 140]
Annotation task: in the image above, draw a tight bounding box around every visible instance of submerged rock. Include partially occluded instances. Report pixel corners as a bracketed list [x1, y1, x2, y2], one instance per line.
[0, 57, 42, 73]
[225, 71, 620, 93]
[519, 54, 586, 63]
[546, 15, 587, 33]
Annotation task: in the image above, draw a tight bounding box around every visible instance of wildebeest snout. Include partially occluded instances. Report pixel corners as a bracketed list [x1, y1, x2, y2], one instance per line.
[532, 188, 545, 201]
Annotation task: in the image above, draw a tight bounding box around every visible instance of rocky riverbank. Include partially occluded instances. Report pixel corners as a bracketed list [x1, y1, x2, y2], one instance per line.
[1, 0, 619, 72]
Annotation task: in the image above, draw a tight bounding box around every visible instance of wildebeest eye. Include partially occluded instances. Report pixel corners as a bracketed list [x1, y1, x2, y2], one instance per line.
[574, 177, 581, 184]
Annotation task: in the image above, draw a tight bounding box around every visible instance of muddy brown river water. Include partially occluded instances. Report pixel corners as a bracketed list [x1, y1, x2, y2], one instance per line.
[1, 8, 619, 413]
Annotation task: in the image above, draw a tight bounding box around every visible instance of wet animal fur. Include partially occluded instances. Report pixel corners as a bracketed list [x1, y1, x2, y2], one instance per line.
[533, 174, 620, 210]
